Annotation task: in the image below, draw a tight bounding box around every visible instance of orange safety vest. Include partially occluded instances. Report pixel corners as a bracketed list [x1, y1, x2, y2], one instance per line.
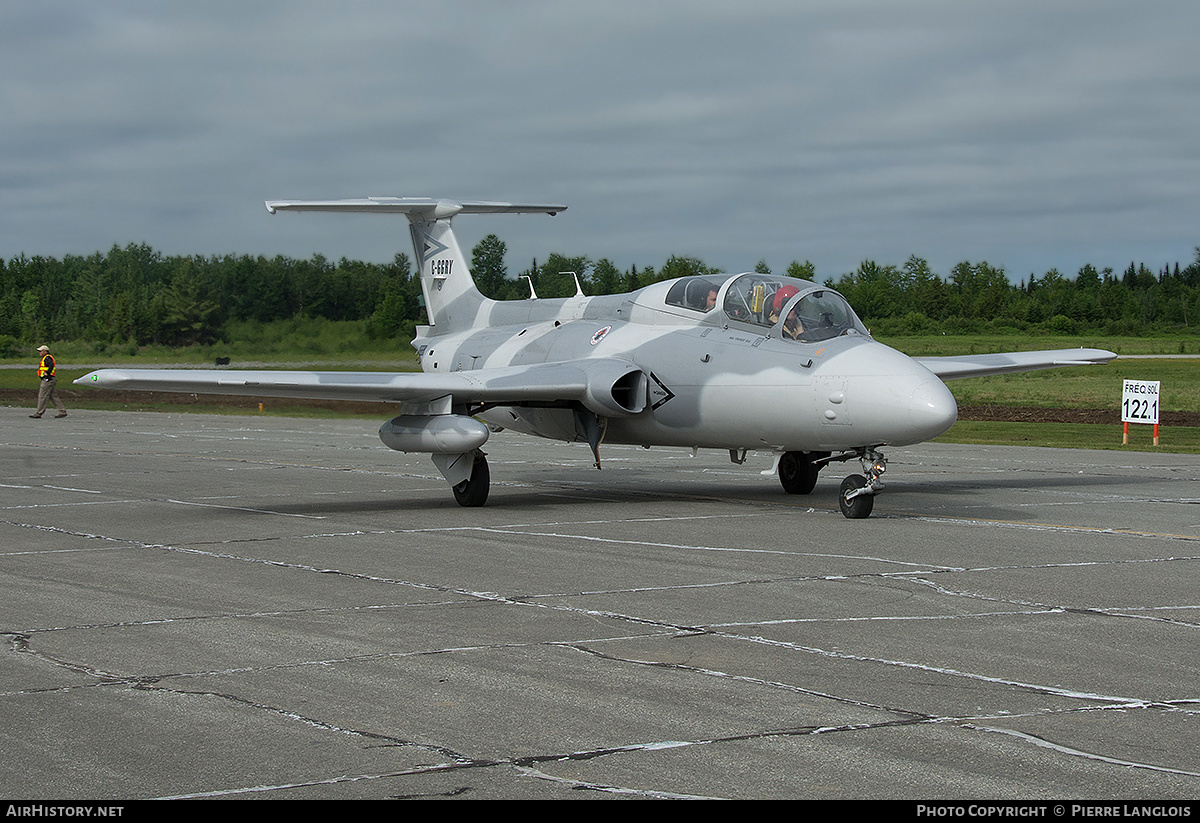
[38, 354, 55, 379]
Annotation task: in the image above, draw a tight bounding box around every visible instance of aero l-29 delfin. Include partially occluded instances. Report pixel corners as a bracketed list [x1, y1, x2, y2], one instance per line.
[76, 198, 1116, 518]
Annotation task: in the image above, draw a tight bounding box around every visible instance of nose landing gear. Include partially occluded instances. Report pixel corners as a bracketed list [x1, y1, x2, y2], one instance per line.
[838, 449, 886, 519]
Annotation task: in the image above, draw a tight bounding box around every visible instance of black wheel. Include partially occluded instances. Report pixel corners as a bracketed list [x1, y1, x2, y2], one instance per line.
[778, 451, 819, 495]
[452, 451, 490, 507]
[838, 474, 874, 519]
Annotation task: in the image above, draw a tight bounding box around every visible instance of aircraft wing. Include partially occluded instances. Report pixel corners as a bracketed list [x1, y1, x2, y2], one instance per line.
[915, 347, 1117, 380]
[74, 358, 646, 416]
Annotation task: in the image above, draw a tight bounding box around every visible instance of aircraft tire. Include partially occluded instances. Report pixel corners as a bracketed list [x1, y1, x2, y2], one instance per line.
[838, 474, 874, 519]
[452, 451, 490, 507]
[778, 451, 819, 495]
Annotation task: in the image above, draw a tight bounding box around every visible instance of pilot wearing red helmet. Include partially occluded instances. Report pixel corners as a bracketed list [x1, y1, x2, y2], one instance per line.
[772, 285, 799, 317]
[771, 286, 804, 340]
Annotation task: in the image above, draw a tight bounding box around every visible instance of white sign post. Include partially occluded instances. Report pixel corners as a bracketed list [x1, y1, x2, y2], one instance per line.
[1121, 379, 1160, 446]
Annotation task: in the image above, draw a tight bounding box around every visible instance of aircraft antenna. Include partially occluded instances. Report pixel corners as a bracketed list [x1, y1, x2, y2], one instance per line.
[564, 271, 586, 298]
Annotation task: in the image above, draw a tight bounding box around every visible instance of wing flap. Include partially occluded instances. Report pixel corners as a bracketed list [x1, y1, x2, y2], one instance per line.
[916, 348, 1117, 380]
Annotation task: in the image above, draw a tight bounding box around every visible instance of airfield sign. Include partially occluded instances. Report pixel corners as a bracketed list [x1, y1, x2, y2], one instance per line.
[1122, 380, 1160, 424]
[1121, 379, 1160, 445]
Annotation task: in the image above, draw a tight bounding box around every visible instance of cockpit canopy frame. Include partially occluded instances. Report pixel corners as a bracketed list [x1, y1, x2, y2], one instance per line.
[665, 272, 868, 343]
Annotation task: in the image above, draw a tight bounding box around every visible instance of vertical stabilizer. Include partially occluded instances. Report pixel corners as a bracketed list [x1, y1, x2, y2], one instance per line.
[408, 212, 485, 332]
[265, 198, 565, 334]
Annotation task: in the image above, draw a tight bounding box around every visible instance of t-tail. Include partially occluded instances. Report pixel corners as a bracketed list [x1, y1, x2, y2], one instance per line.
[265, 198, 565, 334]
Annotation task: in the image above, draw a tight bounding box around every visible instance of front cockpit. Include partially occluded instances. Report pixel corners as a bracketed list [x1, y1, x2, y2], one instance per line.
[660, 272, 869, 343]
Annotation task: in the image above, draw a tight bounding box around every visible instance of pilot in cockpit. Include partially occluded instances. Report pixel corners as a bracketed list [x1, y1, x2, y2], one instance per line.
[781, 305, 804, 340]
[769, 285, 805, 340]
[684, 278, 719, 312]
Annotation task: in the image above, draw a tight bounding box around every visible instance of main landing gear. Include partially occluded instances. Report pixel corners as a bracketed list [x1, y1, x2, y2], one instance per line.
[451, 449, 490, 507]
[777, 451, 825, 495]
[776, 447, 888, 519]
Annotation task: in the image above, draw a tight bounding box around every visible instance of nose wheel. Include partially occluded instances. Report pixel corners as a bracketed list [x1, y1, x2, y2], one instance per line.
[838, 449, 886, 519]
[839, 475, 873, 518]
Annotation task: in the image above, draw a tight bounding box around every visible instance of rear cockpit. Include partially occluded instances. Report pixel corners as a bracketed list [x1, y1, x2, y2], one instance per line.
[664, 277, 723, 313]
[652, 272, 869, 343]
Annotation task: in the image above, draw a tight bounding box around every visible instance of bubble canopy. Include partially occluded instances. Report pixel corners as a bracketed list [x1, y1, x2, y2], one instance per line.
[717, 273, 869, 343]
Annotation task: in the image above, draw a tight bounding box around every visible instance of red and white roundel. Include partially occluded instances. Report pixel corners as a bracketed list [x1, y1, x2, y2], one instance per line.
[590, 325, 612, 346]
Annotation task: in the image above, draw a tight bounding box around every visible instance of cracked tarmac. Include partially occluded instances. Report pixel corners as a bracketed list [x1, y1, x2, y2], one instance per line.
[2, 408, 1199, 799]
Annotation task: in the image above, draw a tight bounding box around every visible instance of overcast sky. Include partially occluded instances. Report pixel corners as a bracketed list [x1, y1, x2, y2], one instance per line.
[3, 1, 1199, 283]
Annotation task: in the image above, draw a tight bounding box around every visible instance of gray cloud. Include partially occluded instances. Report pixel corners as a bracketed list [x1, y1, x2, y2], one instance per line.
[2, 0, 1198, 282]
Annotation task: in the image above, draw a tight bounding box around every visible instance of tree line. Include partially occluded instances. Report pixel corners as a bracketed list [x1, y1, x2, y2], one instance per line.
[3, 237, 1199, 354]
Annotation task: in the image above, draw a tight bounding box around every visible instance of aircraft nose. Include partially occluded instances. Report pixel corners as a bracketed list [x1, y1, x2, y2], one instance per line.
[819, 344, 959, 446]
[907, 377, 958, 442]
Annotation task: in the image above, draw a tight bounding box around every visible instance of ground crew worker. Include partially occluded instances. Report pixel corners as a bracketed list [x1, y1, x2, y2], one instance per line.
[30, 345, 67, 419]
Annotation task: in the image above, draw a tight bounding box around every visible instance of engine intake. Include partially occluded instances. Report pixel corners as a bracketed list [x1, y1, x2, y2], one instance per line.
[579, 360, 647, 418]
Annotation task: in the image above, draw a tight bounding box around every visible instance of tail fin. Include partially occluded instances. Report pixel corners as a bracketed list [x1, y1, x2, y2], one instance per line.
[265, 198, 565, 332]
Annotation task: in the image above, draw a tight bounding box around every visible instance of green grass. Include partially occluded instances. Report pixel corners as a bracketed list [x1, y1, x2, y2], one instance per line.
[933, 421, 1200, 454]
[1, 368, 83, 391]
[943, 359, 1200, 412]
[0, 318, 422, 368]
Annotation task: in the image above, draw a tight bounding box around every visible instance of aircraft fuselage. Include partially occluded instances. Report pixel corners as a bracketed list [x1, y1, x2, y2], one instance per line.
[415, 273, 958, 455]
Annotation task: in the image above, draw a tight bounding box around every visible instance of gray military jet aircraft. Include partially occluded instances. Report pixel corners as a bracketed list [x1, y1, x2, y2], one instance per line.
[76, 198, 1115, 518]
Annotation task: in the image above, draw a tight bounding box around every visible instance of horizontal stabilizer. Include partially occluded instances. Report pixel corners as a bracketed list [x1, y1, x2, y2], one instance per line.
[265, 197, 566, 219]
